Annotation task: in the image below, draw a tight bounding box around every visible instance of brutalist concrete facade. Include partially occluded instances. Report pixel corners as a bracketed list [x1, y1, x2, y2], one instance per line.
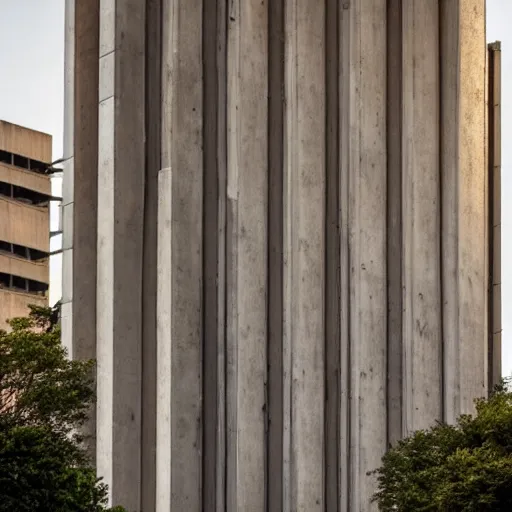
[61, 0, 499, 510]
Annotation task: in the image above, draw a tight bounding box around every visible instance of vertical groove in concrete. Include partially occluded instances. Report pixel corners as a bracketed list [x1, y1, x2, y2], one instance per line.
[72, 0, 99, 463]
[440, 0, 460, 424]
[141, 0, 161, 509]
[226, 1, 269, 509]
[338, 4, 351, 510]
[203, 0, 219, 509]
[267, 0, 284, 510]
[348, 2, 387, 510]
[216, 1, 228, 510]
[386, 0, 403, 447]
[324, 0, 340, 508]
[402, 0, 442, 433]
[284, 0, 326, 509]
[157, 0, 204, 509]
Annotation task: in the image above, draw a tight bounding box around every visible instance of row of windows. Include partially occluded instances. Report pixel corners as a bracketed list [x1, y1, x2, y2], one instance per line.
[0, 180, 50, 207]
[0, 272, 48, 296]
[0, 149, 49, 174]
[0, 241, 48, 262]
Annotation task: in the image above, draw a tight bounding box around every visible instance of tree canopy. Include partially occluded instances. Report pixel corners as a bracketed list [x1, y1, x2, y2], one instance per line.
[0, 305, 125, 512]
[373, 382, 512, 511]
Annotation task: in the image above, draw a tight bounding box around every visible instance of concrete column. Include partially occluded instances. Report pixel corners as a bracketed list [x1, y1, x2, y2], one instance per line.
[156, 0, 203, 510]
[441, 0, 487, 421]
[60, 0, 75, 358]
[488, 41, 502, 390]
[96, 0, 146, 508]
[283, 1, 325, 510]
[402, 0, 443, 433]
[346, 2, 388, 511]
[225, 1, 268, 510]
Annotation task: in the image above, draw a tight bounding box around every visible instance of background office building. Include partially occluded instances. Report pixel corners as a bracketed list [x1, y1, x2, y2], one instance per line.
[0, 120, 51, 329]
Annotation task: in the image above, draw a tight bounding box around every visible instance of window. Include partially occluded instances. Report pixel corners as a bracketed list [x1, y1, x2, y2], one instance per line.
[0, 240, 49, 262]
[0, 150, 11, 165]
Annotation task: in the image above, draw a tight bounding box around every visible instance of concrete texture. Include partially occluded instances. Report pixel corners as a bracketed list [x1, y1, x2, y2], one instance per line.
[488, 41, 502, 390]
[62, 1, 497, 510]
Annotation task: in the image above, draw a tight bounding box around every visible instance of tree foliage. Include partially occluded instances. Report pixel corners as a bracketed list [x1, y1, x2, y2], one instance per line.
[0, 306, 125, 512]
[373, 381, 512, 511]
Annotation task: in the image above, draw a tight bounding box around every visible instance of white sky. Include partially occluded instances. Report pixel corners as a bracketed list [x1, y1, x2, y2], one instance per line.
[0, 0, 510, 375]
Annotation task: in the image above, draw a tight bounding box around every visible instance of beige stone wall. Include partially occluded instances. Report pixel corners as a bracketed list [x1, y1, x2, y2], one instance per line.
[0, 121, 51, 330]
[0, 253, 49, 284]
[0, 198, 49, 252]
[0, 120, 52, 163]
[0, 162, 51, 195]
[0, 289, 47, 331]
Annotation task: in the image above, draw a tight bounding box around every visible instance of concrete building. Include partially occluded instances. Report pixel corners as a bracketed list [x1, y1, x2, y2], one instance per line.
[0, 121, 51, 330]
[62, 0, 500, 510]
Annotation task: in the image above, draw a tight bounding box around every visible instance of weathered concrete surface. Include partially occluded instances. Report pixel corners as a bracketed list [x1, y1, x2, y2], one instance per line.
[347, 2, 388, 510]
[226, 1, 268, 510]
[157, 0, 203, 510]
[96, 0, 146, 509]
[402, 0, 443, 434]
[62, 1, 494, 510]
[283, 0, 325, 509]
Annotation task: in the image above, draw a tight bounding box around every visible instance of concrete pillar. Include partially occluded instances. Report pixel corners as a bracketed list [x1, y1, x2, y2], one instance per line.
[96, 0, 146, 508]
[60, 0, 74, 358]
[402, 0, 443, 434]
[62, 1, 491, 510]
[488, 41, 502, 390]
[441, 0, 488, 421]
[157, 0, 203, 510]
[346, 2, 388, 510]
[225, 1, 268, 510]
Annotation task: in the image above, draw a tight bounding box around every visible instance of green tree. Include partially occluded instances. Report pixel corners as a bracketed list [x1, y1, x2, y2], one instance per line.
[373, 381, 512, 511]
[0, 306, 125, 512]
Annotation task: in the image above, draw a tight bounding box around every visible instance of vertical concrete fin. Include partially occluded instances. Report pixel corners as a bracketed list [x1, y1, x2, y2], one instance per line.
[402, 0, 443, 433]
[267, 0, 285, 510]
[157, 0, 203, 510]
[225, 2, 240, 510]
[325, 0, 341, 509]
[457, 0, 487, 412]
[339, 4, 351, 510]
[488, 40, 502, 390]
[445, 0, 487, 417]
[98, 0, 148, 507]
[440, 0, 461, 424]
[96, 0, 116, 502]
[225, 1, 268, 509]
[347, 1, 388, 510]
[202, 0, 219, 509]
[284, 0, 326, 509]
[61, 0, 75, 359]
[386, 0, 403, 446]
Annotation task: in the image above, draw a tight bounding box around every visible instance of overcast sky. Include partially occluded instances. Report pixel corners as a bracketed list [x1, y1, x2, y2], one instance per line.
[0, 1, 510, 375]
